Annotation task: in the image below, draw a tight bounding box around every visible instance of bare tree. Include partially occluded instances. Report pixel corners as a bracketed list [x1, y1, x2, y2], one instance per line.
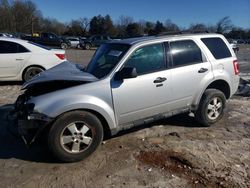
[40, 18, 66, 35]
[0, 0, 13, 32]
[216, 16, 233, 34]
[79, 17, 90, 35]
[164, 19, 179, 32]
[117, 15, 134, 27]
[189, 23, 207, 32]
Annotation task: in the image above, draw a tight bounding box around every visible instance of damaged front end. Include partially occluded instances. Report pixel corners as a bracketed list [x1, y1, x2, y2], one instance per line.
[8, 93, 53, 146]
[8, 61, 98, 146]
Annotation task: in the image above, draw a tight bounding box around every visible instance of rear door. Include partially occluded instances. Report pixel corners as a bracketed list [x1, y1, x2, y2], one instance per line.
[168, 39, 213, 109]
[111, 43, 173, 127]
[0, 41, 31, 78]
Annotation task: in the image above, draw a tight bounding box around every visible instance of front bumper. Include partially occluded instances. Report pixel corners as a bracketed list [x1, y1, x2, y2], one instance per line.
[7, 96, 53, 145]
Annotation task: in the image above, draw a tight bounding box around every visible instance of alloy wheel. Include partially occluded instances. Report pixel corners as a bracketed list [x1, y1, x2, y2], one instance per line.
[60, 121, 93, 153]
[207, 97, 223, 120]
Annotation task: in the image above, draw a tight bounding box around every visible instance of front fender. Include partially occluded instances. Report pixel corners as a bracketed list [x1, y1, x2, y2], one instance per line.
[29, 94, 117, 131]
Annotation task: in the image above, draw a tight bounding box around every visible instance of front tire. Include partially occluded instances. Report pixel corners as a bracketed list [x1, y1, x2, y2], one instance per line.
[48, 111, 103, 162]
[195, 89, 226, 126]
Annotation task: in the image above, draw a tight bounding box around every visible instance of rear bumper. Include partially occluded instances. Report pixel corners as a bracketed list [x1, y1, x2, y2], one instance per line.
[231, 78, 240, 97]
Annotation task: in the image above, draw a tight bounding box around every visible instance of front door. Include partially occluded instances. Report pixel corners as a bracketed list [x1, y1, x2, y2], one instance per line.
[111, 43, 172, 126]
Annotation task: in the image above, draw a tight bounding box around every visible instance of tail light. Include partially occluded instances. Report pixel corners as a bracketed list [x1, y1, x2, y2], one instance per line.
[55, 54, 65, 60]
[233, 59, 240, 75]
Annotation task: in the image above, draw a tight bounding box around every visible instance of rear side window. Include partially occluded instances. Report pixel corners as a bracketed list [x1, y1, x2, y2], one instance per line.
[0, 41, 29, 53]
[201, 37, 232, 59]
[170, 40, 203, 67]
[125, 43, 165, 75]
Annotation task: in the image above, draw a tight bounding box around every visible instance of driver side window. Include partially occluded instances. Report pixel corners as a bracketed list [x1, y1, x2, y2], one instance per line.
[124, 43, 165, 75]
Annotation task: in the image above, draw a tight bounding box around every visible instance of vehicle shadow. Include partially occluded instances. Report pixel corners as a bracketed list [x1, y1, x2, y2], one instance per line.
[0, 104, 202, 163]
[114, 113, 203, 138]
[0, 104, 55, 163]
[0, 81, 23, 86]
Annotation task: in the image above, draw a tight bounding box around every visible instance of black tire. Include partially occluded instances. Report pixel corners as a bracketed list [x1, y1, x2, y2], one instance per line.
[195, 89, 226, 127]
[76, 44, 81, 49]
[48, 111, 103, 162]
[84, 43, 91, 50]
[61, 43, 68, 49]
[23, 66, 44, 81]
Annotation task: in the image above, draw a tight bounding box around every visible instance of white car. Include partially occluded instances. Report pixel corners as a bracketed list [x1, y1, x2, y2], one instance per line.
[0, 37, 66, 81]
[66, 37, 81, 48]
[0, 33, 9, 37]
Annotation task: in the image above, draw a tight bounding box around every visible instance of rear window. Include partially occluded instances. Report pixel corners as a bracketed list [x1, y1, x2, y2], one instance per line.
[201, 37, 231, 59]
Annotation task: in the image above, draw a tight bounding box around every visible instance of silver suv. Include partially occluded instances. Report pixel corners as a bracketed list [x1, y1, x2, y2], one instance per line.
[10, 33, 240, 162]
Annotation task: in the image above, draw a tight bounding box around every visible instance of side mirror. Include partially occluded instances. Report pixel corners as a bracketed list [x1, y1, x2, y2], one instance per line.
[115, 67, 137, 80]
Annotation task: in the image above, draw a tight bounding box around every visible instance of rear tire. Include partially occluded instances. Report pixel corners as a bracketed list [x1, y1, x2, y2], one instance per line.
[61, 43, 68, 49]
[23, 66, 44, 82]
[48, 111, 103, 162]
[84, 43, 91, 50]
[195, 89, 226, 126]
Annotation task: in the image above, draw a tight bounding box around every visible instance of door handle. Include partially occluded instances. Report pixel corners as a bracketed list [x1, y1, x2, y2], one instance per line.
[198, 68, 208, 73]
[16, 58, 24, 61]
[153, 77, 167, 83]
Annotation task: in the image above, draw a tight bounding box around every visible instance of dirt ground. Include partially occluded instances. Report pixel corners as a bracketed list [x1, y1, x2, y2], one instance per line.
[0, 45, 250, 188]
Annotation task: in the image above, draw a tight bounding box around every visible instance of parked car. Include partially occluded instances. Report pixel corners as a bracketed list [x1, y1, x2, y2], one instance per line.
[227, 39, 239, 53]
[0, 37, 66, 81]
[22, 32, 71, 49]
[229, 42, 239, 53]
[9, 33, 239, 162]
[81, 35, 113, 50]
[236, 39, 246, 44]
[245, 39, 250, 44]
[66, 37, 81, 48]
[0, 33, 13, 37]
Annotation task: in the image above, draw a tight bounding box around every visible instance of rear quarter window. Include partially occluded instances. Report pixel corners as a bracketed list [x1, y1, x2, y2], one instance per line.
[201, 37, 232, 59]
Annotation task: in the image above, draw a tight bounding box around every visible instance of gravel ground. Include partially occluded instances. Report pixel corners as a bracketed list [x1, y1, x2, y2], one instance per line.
[0, 45, 250, 187]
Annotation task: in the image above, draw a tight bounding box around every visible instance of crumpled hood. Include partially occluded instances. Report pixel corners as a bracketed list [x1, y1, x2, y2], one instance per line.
[22, 61, 98, 90]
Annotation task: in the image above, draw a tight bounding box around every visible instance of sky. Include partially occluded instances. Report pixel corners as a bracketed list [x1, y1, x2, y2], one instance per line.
[34, 0, 250, 28]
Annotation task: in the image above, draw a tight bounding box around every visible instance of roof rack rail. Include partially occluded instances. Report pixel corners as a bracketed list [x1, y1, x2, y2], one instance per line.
[183, 30, 210, 34]
[156, 31, 182, 36]
[156, 30, 210, 37]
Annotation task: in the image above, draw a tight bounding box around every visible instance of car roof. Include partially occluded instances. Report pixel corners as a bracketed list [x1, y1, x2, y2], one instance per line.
[110, 33, 223, 45]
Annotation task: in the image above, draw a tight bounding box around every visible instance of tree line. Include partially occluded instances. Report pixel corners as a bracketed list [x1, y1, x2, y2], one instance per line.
[0, 0, 250, 39]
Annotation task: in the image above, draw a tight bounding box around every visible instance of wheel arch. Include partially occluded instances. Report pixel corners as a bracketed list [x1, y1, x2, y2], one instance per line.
[192, 79, 231, 110]
[206, 79, 231, 99]
[22, 65, 45, 81]
[81, 109, 112, 139]
[48, 108, 113, 139]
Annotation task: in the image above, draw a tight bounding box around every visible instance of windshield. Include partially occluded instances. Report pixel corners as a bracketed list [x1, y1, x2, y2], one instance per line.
[86, 43, 130, 78]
